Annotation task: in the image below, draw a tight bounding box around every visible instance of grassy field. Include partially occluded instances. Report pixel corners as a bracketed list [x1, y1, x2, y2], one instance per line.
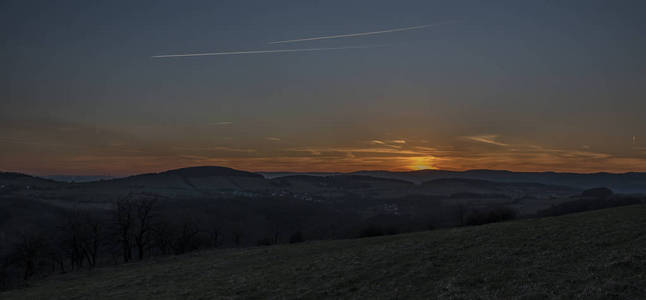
[2, 205, 645, 299]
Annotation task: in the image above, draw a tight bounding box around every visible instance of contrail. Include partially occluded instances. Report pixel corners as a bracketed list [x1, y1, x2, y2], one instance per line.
[268, 21, 458, 44]
[152, 44, 386, 58]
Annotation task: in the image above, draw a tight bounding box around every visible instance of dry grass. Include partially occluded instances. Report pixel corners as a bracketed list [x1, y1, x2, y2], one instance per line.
[2, 205, 645, 299]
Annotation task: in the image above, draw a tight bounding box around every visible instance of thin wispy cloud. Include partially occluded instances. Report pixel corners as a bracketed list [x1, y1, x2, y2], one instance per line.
[211, 146, 256, 153]
[152, 45, 385, 58]
[265, 137, 281, 141]
[369, 139, 407, 149]
[415, 146, 438, 151]
[288, 146, 424, 156]
[463, 135, 509, 147]
[172, 146, 256, 153]
[268, 21, 458, 44]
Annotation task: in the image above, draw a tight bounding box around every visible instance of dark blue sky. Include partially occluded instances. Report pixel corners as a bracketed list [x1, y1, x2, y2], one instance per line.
[2, 0, 646, 175]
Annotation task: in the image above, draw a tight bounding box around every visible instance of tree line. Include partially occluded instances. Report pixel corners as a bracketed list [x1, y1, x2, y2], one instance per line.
[0, 193, 305, 290]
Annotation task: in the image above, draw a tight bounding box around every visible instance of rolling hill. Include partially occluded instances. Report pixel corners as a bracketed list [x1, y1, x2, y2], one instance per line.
[0, 172, 61, 189]
[2, 166, 582, 211]
[2, 205, 645, 299]
[350, 169, 646, 193]
[2, 166, 640, 261]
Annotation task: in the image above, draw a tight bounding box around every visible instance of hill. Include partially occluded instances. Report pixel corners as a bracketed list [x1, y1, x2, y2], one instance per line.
[0, 172, 61, 189]
[3, 205, 645, 299]
[420, 178, 575, 195]
[2, 167, 581, 214]
[269, 174, 414, 199]
[1, 166, 274, 204]
[158, 166, 263, 178]
[41, 175, 116, 183]
[352, 169, 646, 193]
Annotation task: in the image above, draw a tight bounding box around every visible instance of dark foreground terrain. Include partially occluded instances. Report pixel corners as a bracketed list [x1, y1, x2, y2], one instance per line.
[2, 205, 645, 299]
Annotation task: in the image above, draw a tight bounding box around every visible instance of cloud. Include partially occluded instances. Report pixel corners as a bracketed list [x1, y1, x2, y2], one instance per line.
[287, 146, 425, 157]
[463, 134, 509, 146]
[265, 137, 281, 141]
[152, 45, 385, 58]
[415, 146, 438, 151]
[369, 139, 405, 148]
[268, 21, 458, 44]
[211, 146, 255, 153]
[174, 146, 256, 153]
[212, 122, 233, 126]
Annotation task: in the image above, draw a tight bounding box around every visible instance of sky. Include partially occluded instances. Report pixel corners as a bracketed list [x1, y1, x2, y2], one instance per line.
[1, 0, 646, 176]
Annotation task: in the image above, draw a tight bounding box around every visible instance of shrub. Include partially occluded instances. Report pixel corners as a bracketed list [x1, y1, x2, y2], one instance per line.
[289, 232, 304, 243]
[256, 238, 274, 246]
[581, 187, 613, 198]
[537, 195, 643, 217]
[358, 226, 384, 238]
[465, 207, 517, 226]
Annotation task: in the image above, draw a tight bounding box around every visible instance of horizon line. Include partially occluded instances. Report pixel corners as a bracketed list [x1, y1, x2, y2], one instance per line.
[6, 166, 646, 178]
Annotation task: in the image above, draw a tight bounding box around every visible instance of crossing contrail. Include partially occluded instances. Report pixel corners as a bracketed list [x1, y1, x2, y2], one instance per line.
[151, 44, 386, 58]
[268, 21, 458, 44]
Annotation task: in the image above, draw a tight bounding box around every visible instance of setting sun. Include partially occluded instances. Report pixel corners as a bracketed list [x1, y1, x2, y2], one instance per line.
[409, 157, 437, 171]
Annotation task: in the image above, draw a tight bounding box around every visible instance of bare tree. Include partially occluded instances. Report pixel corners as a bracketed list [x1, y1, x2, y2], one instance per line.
[273, 229, 280, 245]
[80, 217, 101, 268]
[173, 219, 199, 255]
[113, 196, 134, 263]
[152, 219, 174, 255]
[209, 226, 220, 248]
[232, 228, 243, 247]
[0, 255, 11, 290]
[45, 244, 66, 274]
[59, 211, 103, 269]
[133, 196, 156, 260]
[58, 218, 84, 270]
[456, 203, 466, 226]
[11, 234, 47, 280]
